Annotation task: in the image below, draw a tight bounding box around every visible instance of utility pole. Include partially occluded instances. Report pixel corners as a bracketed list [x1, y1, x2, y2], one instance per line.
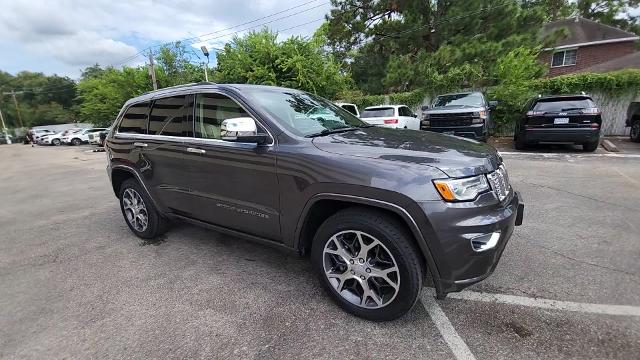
[0, 108, 10, 144]
[148, 50, 158, 90]
[2, 91, 24, 128]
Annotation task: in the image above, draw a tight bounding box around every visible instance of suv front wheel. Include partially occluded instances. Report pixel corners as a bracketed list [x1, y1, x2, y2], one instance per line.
[631, 120, 640, 143]
[312, 207, 423, 321]
[119, 178, 169, 239]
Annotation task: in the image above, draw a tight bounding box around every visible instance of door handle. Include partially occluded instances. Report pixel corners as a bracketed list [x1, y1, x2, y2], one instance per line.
[133, 142, 148, 147]
[186, 147, 206, 154]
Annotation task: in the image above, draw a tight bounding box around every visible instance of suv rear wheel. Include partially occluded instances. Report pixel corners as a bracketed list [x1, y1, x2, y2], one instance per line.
[631, 120, 640, 143]
[71, 138, 82, 146]
[311, 207, 423, 321]
[583, 140, 599, 152]
[119, 178, 169, 239]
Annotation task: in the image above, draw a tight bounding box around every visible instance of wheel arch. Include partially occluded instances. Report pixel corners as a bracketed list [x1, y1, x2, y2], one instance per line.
[110, 165, 163, 213]
[294, 193, 443, 297]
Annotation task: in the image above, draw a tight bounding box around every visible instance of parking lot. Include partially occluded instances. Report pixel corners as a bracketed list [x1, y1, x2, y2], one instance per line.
[1, 143, 639, 359]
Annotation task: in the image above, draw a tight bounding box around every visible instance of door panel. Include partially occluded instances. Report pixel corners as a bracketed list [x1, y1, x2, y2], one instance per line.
[183, 92, 280, 241]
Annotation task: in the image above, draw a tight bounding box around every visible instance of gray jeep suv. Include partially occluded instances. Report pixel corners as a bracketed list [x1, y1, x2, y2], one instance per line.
[105, 83, 524, 321]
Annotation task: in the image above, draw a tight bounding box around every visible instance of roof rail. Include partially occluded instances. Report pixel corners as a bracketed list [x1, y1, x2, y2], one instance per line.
[142, 81, 218, 95]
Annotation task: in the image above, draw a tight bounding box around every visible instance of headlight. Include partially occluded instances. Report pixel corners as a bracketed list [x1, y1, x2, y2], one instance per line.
[433, 175, 490, 201]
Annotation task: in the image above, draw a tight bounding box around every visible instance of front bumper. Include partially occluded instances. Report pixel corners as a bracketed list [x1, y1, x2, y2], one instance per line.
[522, 127, 599, 144]
[417, 190, 524, 294]
[422, 123, 487, 140]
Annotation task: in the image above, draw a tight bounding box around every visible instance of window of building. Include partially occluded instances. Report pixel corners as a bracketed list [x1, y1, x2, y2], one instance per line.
[551, 49, 577, 67]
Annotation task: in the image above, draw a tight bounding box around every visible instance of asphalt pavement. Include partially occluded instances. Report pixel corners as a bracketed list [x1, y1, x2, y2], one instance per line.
[1, 143, 638, 359]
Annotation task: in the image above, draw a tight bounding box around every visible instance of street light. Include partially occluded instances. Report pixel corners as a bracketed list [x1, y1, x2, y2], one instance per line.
[201, 46, 210, 82]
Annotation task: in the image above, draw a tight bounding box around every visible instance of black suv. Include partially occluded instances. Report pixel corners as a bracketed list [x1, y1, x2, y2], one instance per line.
[105, 83, 524, 321]
[515, 94, 602, 151]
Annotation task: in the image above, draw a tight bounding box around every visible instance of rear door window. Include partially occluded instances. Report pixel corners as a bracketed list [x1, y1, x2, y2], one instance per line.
[119, 101, 150, 134]
[399, 107, 413, 117]
[361, 107, 395, 118]
[533, 98, 595, 112]
[148, 95, 188, 136]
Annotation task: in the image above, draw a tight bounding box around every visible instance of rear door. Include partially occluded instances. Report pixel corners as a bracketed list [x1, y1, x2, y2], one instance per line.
[399, 106, 419, 129]
[139, 94, 194, 215]
[181, 91, 281, 241]
[527, 97, 600, 128]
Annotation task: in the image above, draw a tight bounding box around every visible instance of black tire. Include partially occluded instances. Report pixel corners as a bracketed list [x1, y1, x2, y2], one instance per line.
[630, 120, 640, 143]
[52, 139, 61, 146]
[514, 134, 527, 150]
[583, 140, 599, 152]
[118, 178, 169, 239]
[71, 138, 81, 146]
[311, 207, 423, 321]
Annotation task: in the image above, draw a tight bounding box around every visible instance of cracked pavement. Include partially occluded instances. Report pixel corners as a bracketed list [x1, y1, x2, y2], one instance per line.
[1, 143, 639, 359]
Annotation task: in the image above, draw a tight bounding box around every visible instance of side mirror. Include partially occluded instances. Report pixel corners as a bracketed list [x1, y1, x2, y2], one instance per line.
[221, 117, 269, 145]
[488, 100, 499, 109]
[412, 113, 418, 118]
[421, 105, 429, 111]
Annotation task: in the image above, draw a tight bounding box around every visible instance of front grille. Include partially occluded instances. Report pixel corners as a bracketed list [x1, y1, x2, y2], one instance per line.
[428, 113, 475, 127]
[487, 164, 511, 201]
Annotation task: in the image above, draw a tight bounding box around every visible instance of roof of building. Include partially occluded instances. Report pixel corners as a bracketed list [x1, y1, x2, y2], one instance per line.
[579, 51, 640, 73]
[542, 17, 639, 48]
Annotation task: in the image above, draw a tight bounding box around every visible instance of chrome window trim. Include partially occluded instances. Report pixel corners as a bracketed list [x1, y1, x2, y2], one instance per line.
[114, 90, 275, 147]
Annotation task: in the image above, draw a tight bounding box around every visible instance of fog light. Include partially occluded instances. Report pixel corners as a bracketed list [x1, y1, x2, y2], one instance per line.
[470, 232, 501, 252]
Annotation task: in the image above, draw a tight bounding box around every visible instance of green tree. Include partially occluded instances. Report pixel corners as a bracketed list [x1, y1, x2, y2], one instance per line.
[214, 28, 350, 98]
[576, 0, 640, 33]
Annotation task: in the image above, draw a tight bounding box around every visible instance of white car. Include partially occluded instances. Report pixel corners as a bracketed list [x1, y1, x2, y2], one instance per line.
[31, 129, 56, 142]
[62, 128, 107, 145]
[335, 102, 360, 117]
[40, 131, 65, 146]
[88, 128, 110, 145]
[360, 105, 420, 130]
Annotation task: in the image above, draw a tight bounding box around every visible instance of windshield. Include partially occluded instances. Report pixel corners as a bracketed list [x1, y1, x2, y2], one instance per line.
[533, 98, 595, 112]
[244, 88, 366, 137]
[433, 93, 484, 108]
[361, 108, 395, 118]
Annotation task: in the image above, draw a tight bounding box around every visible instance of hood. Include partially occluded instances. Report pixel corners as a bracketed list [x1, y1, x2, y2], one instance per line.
[425, 105, 486, 114]
[311, 127, 500, 178]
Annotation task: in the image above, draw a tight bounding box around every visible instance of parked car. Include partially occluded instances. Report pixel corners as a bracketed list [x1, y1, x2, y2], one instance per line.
[30, 129, 56, 142]
[62, 128, 108, 145]
[88, 128, 110, 146]
[0, 134, 12, 144]
[336, 102, 360, 117]
[420, 92, 496, 142]
[40, 131, 65, 146]
[514, 94, 601, 151]
[105, 83, 523, 321]
[360, 105, 420, 129]
[626, 106, 640, 143]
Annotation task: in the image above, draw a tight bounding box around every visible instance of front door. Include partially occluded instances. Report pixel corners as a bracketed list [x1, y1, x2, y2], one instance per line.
[182, 92, 281, 241]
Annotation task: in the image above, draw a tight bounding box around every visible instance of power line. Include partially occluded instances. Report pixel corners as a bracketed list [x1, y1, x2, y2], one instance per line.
[107, 0, 327, 67]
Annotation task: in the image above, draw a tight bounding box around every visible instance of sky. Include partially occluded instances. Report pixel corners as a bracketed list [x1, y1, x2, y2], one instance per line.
[0, 0, 332, 79]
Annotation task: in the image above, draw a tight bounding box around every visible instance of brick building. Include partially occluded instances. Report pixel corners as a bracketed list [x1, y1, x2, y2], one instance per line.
[540, 17, 639, 77]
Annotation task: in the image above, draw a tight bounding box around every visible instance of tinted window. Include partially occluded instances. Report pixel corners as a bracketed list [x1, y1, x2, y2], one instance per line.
[433, 93, 484, 107]
[533, 98, 595, 112]
[341, 104, 358, 116]
[195, 93, 250, 140]
[399, 107, 413, 116]
[119, 101, 150, 134]
[149, 95, 187, 136]
[362, 108, 395, 118]
[551, 52, 565, 67]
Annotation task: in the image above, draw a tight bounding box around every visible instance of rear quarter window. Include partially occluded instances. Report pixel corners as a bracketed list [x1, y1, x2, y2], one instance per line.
[118, 101, 150, 134]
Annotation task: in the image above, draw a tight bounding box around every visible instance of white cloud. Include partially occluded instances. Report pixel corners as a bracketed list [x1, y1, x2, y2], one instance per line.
[0, 0, 330, 77]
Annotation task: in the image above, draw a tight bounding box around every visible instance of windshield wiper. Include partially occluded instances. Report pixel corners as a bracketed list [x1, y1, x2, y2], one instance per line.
[560, 107, 585, 112]
[305, 126, 360, 138]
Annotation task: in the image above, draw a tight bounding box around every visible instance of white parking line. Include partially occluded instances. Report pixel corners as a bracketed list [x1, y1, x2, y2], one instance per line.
[421, 292, 477, 360]
[499, 151, 640, 159]
[447, 290, 640, 317]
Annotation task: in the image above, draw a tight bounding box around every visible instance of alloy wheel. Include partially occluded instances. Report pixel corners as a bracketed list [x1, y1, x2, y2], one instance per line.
[122, 188, 148, 232]
[322, 230, 400, 309]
